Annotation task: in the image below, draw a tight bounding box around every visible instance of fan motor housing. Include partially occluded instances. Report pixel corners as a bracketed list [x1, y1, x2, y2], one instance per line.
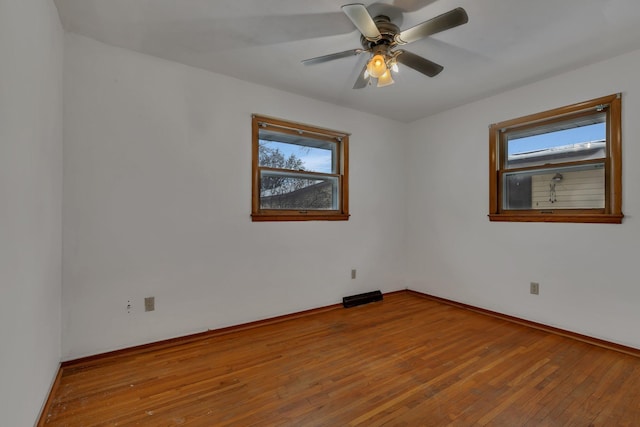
[360, 15, 400, 49]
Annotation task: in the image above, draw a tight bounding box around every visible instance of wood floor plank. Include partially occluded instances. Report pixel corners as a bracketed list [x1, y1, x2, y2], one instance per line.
[41, 293, 640, 426]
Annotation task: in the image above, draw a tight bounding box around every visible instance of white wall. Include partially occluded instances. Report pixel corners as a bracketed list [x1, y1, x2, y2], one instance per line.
[0, 0, 63, 424]
[406, 49, 640, 349]
[62, 34, 407, 360]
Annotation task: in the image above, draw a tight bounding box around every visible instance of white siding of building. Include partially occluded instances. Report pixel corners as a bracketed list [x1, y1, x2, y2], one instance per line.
[532, 168, 604, 209]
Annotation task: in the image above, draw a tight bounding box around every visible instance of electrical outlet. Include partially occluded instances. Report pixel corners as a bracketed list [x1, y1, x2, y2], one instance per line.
[530, 282, 540, 295]
[144, 296, 155, 312]
[351, 269, 356, 279]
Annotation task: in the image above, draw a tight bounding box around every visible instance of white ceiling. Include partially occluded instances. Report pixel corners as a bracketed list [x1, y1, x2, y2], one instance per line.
[54, 0, 640, 122]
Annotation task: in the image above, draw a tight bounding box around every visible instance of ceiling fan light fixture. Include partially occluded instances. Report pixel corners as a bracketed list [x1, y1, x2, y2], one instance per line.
[377, 69, 394, 87]
[367, 53, 388, 78]
[303, 4, 468, 89]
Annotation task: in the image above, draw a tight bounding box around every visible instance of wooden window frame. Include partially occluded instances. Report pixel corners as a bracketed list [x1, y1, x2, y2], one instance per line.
[251, 115, 350, 222]
[489, 94, 623, 224]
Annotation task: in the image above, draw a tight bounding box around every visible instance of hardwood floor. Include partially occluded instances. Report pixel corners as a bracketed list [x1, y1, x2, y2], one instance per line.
[41, 293, 640, 426]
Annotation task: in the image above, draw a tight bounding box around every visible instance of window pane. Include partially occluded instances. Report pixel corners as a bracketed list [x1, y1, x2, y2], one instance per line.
[503, 163, 605, 210]
[506, 115, 606, 168]
[260, 170, 338, 210]
[258, 129, 335, 173]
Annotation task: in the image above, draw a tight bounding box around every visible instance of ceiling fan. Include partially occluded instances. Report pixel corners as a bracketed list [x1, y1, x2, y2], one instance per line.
[302, 3, 468, 88]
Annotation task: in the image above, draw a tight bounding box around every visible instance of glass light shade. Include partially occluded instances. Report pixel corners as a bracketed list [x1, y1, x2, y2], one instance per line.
[376, 70, 394, 87]
[367, 54, 388, 78]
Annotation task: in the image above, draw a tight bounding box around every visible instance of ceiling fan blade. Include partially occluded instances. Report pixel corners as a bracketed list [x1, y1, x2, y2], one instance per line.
[342, 3, 382, 41]
[353, 64, 370, 89]
[395, 50, 443, 77]
[302, 48, 364, 66]
[395, 7, 468, 45]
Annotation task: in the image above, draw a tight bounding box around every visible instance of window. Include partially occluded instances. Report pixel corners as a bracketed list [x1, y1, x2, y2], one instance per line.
[251, 115, 349, 221]
[489, 94, 622, 223]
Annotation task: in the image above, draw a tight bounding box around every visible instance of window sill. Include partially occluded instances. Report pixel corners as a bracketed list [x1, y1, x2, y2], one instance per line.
[251, 213, 350, 222]
[488, 213, 623, 224]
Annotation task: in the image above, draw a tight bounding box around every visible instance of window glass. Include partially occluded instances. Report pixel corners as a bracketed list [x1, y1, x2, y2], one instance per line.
[259, 171, 338, 210]
[506, 113, 606, 169]
[503, 163, 604, 210]
[258, 138, 335, 174]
